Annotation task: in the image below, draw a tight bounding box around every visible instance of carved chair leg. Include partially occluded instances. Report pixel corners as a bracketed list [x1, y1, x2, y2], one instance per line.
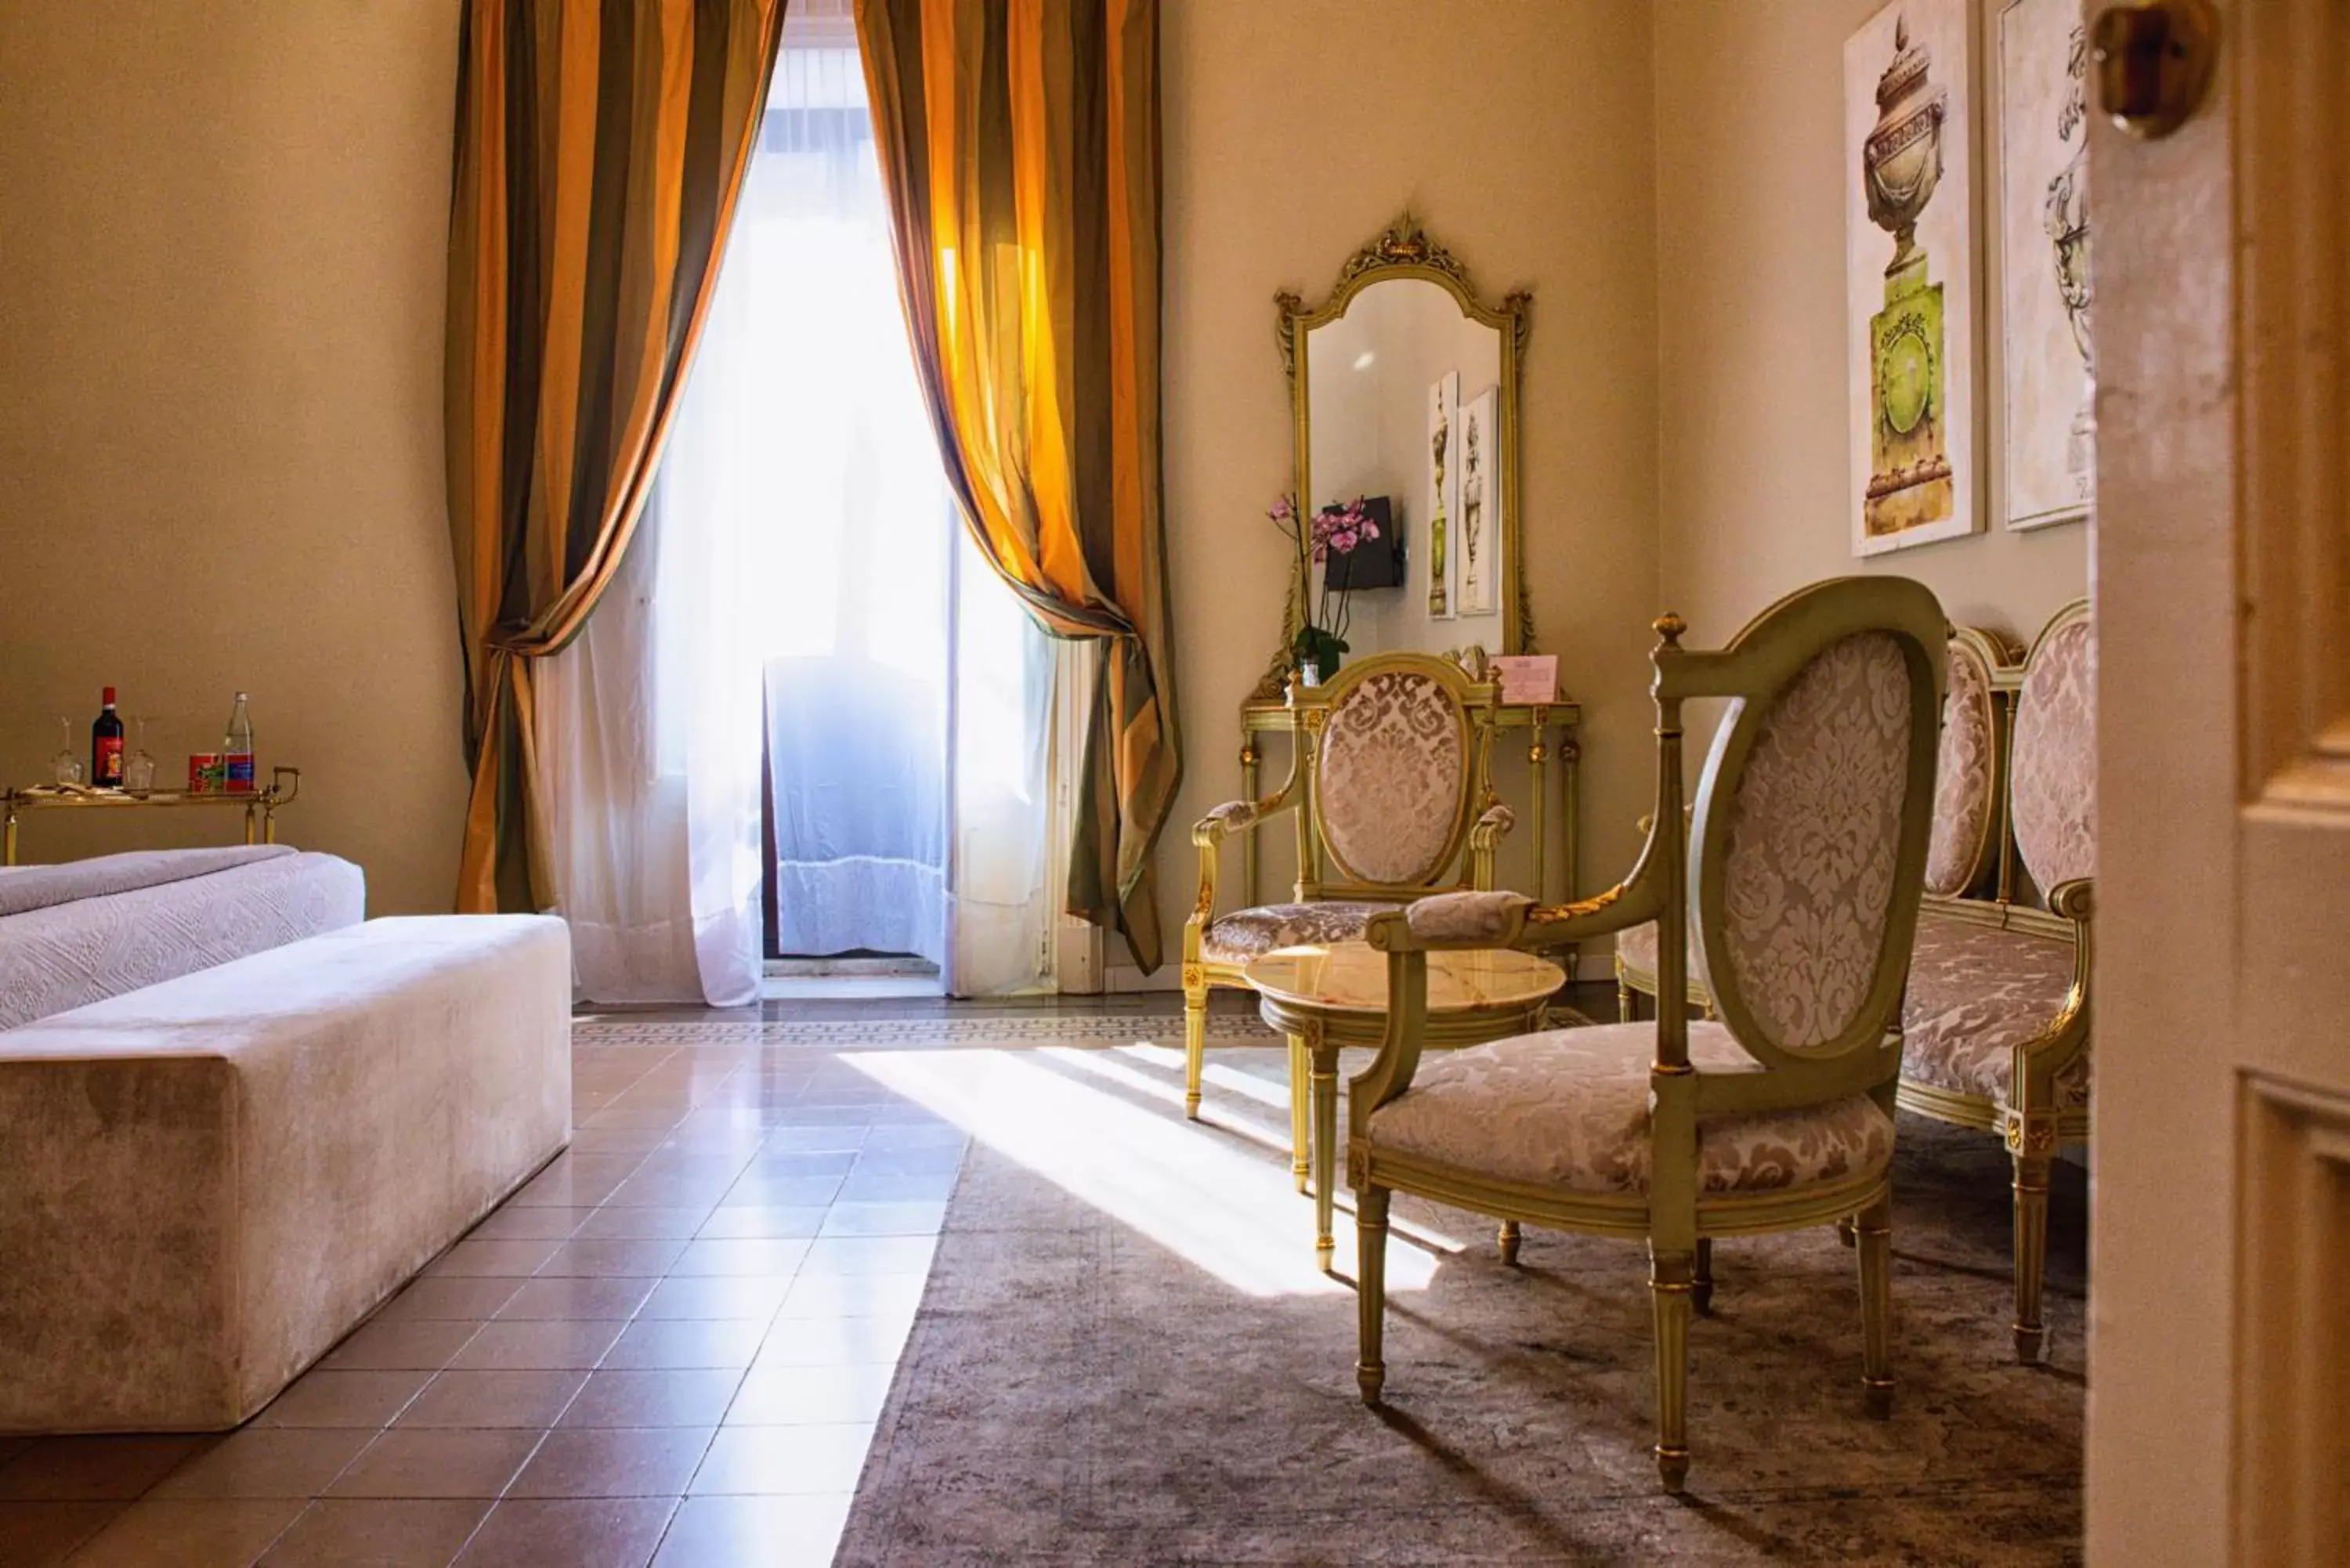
[1617, 978, 1636, 1023]
[1286, 1032, 1311, 1192]
[1649, 1245, 1694, 1493]
[2012, 1147, 2053, 1364]
[1855, 1192, 1895, 1418]
[1693, 1237, 1715, 1316]
[1183, 985, 1209, 1121]
[1497, 1219, 1521, 1266]
[1357, 1185, 1390, 1405]
[1836, 1216, 1857, 1248]
[1311, 1042, 1339, 1272]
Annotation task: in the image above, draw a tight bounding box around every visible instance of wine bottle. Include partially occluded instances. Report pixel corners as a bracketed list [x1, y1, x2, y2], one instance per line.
[92, 688, 125, 788]
[222, 692, 255, 795]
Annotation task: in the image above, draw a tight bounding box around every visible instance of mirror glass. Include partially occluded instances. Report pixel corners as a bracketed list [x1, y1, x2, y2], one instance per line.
[1300, 278, 1508, 662]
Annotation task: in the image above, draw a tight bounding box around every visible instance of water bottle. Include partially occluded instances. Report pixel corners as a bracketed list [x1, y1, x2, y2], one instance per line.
[223, 692, 255, 795]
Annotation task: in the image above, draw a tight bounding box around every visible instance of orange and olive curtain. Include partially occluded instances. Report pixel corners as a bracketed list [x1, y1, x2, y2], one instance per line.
[856, 0, 1182, 970]
[446, 0, 785, 912]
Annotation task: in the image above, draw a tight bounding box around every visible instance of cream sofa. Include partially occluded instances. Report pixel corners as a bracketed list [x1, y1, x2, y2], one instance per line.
[0, 845, 365, 1029]
[0, 915, 572, 1433]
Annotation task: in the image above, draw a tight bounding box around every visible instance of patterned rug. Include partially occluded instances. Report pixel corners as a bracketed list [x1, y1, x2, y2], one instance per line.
[833, 1043, 2087, 1566]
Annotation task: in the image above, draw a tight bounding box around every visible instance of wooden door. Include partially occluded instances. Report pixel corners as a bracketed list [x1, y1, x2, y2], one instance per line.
[2088, 2, 2349, 1563]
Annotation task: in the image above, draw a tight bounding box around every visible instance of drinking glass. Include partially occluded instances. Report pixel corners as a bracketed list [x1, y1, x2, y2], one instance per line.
[125, 717, 157, 794]
[50, 717, 82, 786]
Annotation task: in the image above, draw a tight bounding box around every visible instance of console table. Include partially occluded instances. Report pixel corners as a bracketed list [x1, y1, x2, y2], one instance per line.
[2, 766, 302, 865]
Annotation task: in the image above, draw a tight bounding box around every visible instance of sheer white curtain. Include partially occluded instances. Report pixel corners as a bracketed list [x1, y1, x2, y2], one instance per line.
[537, 37, 1053, 1005]
[754, 44, 952, 966]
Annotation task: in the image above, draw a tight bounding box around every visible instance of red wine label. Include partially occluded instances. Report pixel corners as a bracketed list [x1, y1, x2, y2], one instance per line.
[226, 753, 256, 793]
[96, 737, 124, 785]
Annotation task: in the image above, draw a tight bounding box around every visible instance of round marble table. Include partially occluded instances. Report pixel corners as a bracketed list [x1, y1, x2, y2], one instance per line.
[1245, 940, 1569, 1269]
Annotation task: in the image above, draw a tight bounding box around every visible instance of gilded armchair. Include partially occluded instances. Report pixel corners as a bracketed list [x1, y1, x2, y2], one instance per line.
[1622, 605, 2095, 1362]
[1347, 578, 1948, 1491]
[1184, 653, 1509, 1169]
[1614, 623, 2014, 1018]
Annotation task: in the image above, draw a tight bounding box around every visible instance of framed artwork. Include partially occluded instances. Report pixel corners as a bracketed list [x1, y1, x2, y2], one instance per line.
[1846, 0, 1979, 557]
[1426, 371, 1459, 620]
[1455, 385, 1499, 616]
[1999, 0, 2092, 530]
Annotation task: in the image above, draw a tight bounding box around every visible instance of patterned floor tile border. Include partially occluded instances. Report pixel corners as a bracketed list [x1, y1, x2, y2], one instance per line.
[573, 1007, 1595, 1050]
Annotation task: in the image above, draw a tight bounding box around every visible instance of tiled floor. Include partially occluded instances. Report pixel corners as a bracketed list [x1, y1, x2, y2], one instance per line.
[0, 1017, 975, 1568]
[0, 983, 1614, 1568]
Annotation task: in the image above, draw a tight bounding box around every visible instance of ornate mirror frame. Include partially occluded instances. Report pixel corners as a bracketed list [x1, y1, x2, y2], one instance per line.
[1256, 216, 1532, 701]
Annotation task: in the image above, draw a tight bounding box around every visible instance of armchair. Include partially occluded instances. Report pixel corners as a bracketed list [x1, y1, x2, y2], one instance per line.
[1612, 611, 2093, 1363]
[1613, 623, 2012, 1017]
[1346, 578, 1949, 1492]
[1183, 653, 1507, 1172]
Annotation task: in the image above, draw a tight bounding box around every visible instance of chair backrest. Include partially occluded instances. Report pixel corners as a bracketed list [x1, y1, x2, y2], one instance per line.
[1923, 627, 2006, 898]
[1295, 653, 1492, 896]
[1667, 578, 1947, 1068]
[2008, 599, 2095, 895]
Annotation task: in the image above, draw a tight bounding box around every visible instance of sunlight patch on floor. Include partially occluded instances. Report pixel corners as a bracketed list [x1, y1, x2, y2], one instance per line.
[1107, 1040, 1294, 1111]
[844, 1048, 1445, 1298]
[1050, 1040, 1292, 1117]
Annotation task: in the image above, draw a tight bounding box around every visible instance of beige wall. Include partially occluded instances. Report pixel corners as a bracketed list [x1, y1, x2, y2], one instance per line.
[0, 2, 467, 914]
[1156, 0, 1661, 980]
[1653, 0, 2089, 655]
[0, 1, 2084, 970]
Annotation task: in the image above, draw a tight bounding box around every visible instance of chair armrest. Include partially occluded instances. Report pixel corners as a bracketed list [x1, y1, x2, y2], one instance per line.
[1353, 834, 1668, 1127]
[1405, 889, 1531, 946]
[1191, 782, 1301, 847]
[1366, 877, 1664, 956]
[1467, 804, 1514, 891]
[1187, 780, 1303, 934]
[1350, 881, 1661, 1125]
[2013, 877, 2094, 1084]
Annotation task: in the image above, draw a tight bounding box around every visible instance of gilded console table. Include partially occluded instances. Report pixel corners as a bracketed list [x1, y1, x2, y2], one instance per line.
[1235, 698, 1579, 909]
[2, 767, 302, 865]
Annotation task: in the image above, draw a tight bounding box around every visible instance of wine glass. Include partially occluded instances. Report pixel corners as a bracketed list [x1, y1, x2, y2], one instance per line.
[50, 717, 82, 786]
[125, 717, 157, 795]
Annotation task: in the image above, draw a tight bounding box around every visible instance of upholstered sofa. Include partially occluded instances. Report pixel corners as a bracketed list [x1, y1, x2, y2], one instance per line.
[0, 849, 573, 1431]
[1615, 602, 2095, 1362]
[0, 845, 365, 1030]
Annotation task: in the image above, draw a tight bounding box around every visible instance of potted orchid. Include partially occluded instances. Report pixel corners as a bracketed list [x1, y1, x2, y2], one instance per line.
[1271, 493, 1382, 683]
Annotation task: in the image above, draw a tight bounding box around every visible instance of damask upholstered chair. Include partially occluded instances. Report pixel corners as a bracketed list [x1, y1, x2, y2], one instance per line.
[1611, 623, 2012, 1018]
[1346, 579, 1947, 1491]
[1183, 653, 1510, 1167]
[1896, 599, 2094, 1363]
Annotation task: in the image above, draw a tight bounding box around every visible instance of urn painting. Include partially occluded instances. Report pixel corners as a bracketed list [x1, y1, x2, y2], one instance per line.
[1426, 372, 1459, 620]
[2000, 0, 2093, 530]
[1456, 385, 1497, 617]
[1846, 1, 1979, 556]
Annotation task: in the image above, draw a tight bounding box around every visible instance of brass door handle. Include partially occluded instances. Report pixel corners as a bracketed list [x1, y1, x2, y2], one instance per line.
[2092, 0, 2218, 139]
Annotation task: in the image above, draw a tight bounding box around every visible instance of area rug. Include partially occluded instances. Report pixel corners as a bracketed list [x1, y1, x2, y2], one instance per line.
[836, 1046, 2086, 1566]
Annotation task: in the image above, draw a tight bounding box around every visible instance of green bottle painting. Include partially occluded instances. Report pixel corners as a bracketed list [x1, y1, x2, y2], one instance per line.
[1861, 16, 1954, 540]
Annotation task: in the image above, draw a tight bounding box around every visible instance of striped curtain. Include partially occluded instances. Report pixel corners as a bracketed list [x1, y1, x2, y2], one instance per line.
[446, 0, 786, 913]
[855, 0, 1182, 971]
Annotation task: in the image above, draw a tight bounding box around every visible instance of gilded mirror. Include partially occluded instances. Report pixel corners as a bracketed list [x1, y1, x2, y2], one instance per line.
[1258, 217, 1530, 698]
